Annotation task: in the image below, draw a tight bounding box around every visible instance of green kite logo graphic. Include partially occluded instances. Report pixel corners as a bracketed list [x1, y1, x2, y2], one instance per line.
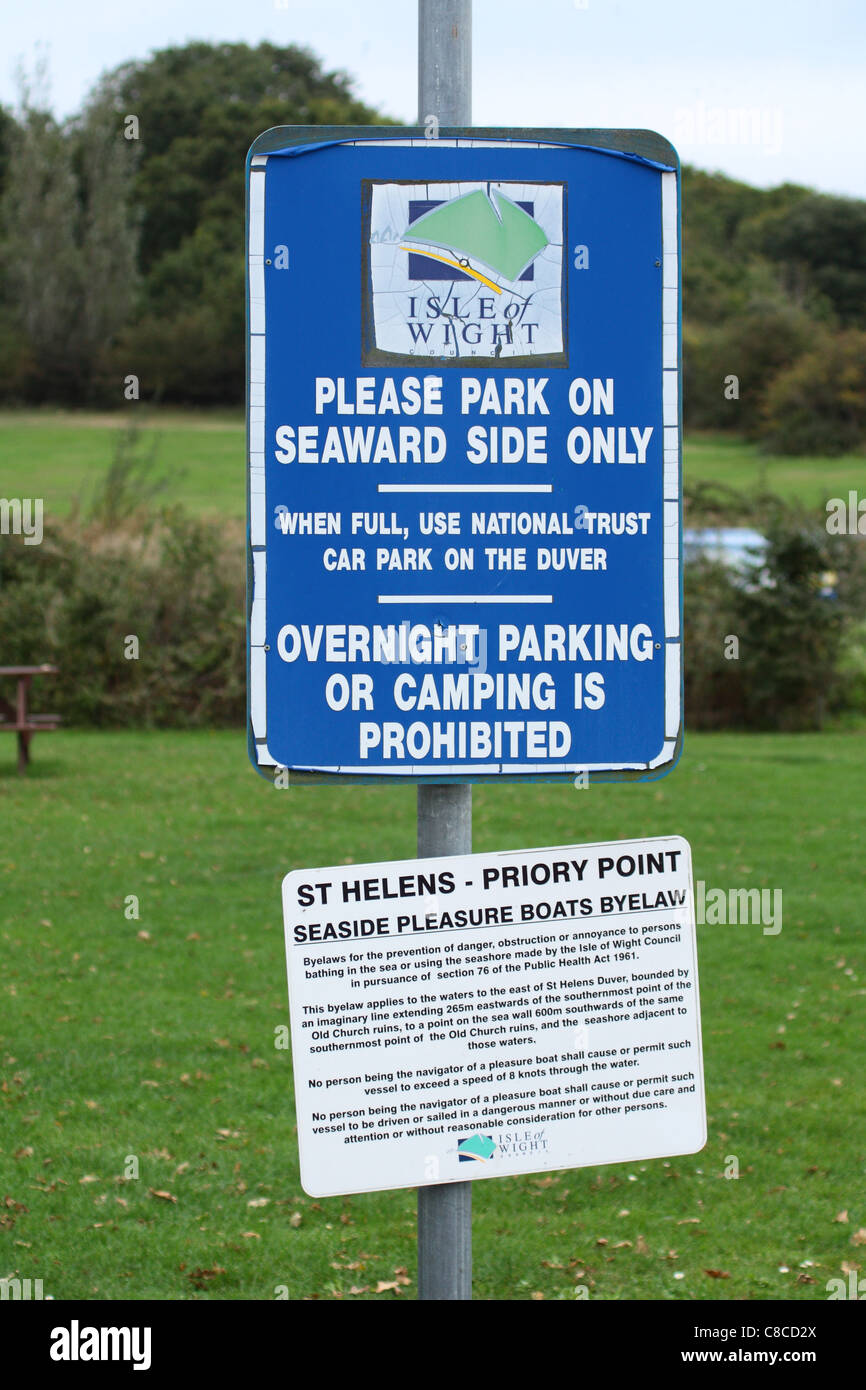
[458, 1133, 497, 1163]
[404, 189, 549, 285]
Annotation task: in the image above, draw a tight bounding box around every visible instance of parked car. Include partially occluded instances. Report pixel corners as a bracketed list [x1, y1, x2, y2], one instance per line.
[683, 527, 769, 587]
[683, 526, 838, 598]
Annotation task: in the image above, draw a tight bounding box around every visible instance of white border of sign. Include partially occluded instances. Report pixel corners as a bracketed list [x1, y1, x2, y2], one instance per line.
[248, 137, 681, 777]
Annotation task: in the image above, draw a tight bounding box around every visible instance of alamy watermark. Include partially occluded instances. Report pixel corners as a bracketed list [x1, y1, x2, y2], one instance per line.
[0, 497, 43, 545]
[1, 1277, 46, 1300]
[49, 1322, 151, 1370]
[826, 492, 866, 535]
[695, 881, 782, 936]
[673, 102, 783, 157]
[826, 1270, 866, 1300]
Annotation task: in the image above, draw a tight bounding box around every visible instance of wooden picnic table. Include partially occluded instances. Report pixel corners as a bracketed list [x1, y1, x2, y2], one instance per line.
[0, 665, 61, 773]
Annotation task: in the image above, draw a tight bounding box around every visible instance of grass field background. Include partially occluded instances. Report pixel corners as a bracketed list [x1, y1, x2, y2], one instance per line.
[1, 408, 864, 518]
[1, 729, 864, 1300]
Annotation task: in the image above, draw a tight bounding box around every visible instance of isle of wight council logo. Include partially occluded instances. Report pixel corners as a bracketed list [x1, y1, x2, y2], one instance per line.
[362, 179, 566, 366]
[457, 1133, 497, 1163]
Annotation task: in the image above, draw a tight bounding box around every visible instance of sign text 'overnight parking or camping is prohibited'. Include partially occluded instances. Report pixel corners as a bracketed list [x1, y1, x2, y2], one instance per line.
[247, 128, 682, 781]
[282, 835, 704, 1197]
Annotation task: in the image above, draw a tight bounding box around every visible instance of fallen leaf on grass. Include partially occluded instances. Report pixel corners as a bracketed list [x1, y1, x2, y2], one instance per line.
[530, 1292, 545, 1300]
[704, 1269, 730, 1279]
[289, 1212, 302, 1228]
[149, 1189, 177, 1203]
[78, 1175, 99, 1185]
[241, 1231, 260, 1239]
[834, 1211, 849, 1223]
[14, 1147, 33, 1159]
[188, 1266, 226, 1289]
[247, 1197, 270, 1208]
[851, 1229, 866, 1246]
[677, 1218, 700, 1225]
[612, 1241, 632, 1250]
[636, 1236, 650, 1255]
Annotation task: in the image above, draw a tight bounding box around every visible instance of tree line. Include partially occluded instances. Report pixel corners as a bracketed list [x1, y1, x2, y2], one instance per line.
[0, 40, 864, 454]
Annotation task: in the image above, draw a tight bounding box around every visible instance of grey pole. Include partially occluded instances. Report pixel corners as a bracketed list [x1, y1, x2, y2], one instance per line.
[417, 0, 473, 1303]
[418, 0, 472, 133]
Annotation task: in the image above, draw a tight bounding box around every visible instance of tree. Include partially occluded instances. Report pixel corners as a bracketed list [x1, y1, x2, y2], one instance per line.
[747, 194, 866, 328]
[90, 42, 391, 403]
[761, 329, 866, 456]
[684, 275, 820, 435]
[0, 67, 139, 402]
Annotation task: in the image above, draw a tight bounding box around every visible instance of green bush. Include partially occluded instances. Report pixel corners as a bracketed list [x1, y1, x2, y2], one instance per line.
[4, 469, 865, 736]
[683, 559, 744, 728]
[732, 523, 851, 729]
[684, 289, 820, 435]
[835, 619, 866, 717]
[759, 329, 866, 456]
[684, 506, 866, 731]
[0, 509, 245, 727]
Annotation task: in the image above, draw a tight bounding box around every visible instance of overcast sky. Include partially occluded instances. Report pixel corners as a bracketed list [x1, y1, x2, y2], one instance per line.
[3, 0, 864, 197]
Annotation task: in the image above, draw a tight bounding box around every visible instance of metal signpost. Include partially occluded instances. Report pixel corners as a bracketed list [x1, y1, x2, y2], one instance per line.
[246, 0, 682, 1299]
[416, 0, 473, 1302]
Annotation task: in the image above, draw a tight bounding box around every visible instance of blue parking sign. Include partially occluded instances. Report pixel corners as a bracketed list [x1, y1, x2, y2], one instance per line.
[246, 127, 682, 783]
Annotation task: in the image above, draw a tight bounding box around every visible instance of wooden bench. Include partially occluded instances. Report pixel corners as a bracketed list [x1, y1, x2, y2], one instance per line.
[0, 665, 61, 772]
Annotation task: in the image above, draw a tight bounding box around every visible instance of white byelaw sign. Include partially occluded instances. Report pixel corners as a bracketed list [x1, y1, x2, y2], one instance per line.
[282, 835, 705, 1197]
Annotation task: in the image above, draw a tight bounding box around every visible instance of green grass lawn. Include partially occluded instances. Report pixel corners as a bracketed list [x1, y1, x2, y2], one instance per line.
[686, 432, 866, 509]
[1, 409, 864, 520]
[0, 409, 244, 521]
[1, 729, 864, 1300]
